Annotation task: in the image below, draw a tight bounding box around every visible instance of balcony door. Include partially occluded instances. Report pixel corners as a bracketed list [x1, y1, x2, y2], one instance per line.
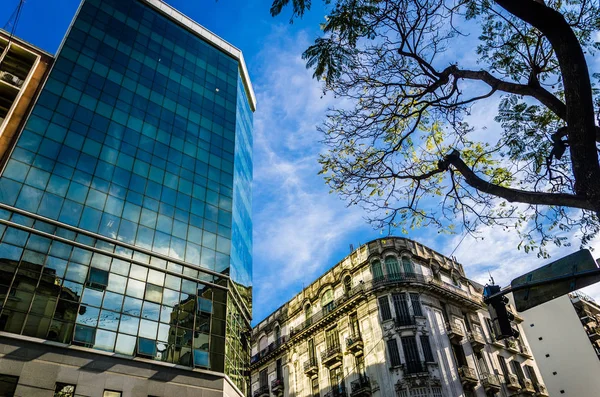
[259, 368, 268, 388]
[401, 336, 422, 373]
[349, 313, 360, 337]
[329, 366, 344, 394]
[392, 293, 411, 325]
[385, 256, 401, 280]
[326, 327, 340, 349]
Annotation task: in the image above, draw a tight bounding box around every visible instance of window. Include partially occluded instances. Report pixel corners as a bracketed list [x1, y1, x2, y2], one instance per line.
[378, 296, 392, 321]
[103, 392, 122, 397]
[525, 365, 540, 389]
[386, 338, 402, 367]
[259, 369, 268, 387]
[329, 365, 344, 393]
[322, 289, 334, 314]
[371, 260, 383, 281]
[409, 388, 428, 397]
[497, 356, 511, 381]
[451, 342, 467, 367]
[325, 327, 340, 349]
[485, 318, 496, 341]
[511, 361, 527, 387]
[402, 257, 414, 274]
[349, 313, 360, 337]
[311, 377, 319, 396]
[308, 339, 316, 359]
[385, 256, 400, 279]
[274, 325, 281, 342]
[343, 275, 352, 294]
[431, 387, 443, 397]
[474, 351, 489, 375]
[276, 358, 283, 379]
[0, 375, 18, 397]
[87, 267, 108, 290]
[305, 304, 312, 326]
[409, 293, 423, 316]
[402, 336, 422, 373]
[392, 293, 412, 325]
[54, 383, 76, 397]
[440, 302, 450, 323]
[420, 335, 435, 363]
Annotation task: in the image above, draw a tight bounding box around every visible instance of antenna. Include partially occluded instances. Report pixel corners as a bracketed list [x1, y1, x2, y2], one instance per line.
[488, 270, 495, 286]
[349, 243, 354, 253]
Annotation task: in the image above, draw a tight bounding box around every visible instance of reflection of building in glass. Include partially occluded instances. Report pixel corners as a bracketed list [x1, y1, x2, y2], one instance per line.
[250, 238, 548, 397]
[0, 0, 254, 396]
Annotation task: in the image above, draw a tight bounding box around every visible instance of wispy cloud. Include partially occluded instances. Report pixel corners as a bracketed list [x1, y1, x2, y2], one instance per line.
[251, 26, 374, 322]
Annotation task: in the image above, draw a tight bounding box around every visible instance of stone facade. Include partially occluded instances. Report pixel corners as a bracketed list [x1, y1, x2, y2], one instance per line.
[250, 237, 547, 397]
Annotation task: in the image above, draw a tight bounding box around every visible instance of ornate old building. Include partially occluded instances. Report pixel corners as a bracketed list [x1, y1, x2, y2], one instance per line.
[250, 237, 548, 397]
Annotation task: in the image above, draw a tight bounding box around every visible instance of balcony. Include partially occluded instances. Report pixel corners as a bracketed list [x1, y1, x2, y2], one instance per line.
[535, 383, 550, 396]
[250, 335, 289, 366]
[588, 326, 600, 342]
[271, 378, 284, 396]
[304, 357, 319, 377]
[346, 333, 364, 356]
[446, 322, 464, 342]
[457, 366, 478, 388]
[403, 361, 429, 377]
[350, 376, 371, 397]
[481, 373, 501, 393]
[505, 374, 522, 391]
[519, 345, 533, 358]
[324, 385, 347, 397]
[321, 345, 343, 368]
[467, 331, 486, 351]
[522, 379, 536, 395]
[506, 339, 520, 354]
[253, 385, 270, 397]
[395, 315, 417, 329]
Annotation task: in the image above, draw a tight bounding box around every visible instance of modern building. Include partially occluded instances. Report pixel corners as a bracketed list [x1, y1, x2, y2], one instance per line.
[511, 291, 600, 396]
[250, 237, 548, 397]
[0, 0, 254, 396]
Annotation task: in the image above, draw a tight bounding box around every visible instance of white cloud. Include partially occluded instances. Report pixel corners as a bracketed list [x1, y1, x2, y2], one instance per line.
[251, 26, 372, 322]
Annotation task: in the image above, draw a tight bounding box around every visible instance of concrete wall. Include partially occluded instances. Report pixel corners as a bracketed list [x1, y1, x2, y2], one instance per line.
[0, 333, 243, 397]
[514, 294, 600, 396]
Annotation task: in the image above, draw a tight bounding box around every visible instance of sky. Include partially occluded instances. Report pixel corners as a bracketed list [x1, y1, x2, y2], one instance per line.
[2, 0, 599, 325]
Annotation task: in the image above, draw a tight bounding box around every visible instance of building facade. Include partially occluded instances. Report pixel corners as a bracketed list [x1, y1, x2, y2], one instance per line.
[250, 238, 547, 397]
[511, 291, 600, 396]
[0, 0, 254, 396]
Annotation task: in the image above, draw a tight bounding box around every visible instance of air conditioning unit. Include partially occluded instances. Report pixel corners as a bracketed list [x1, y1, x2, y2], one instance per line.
[0, 71, 24, 87]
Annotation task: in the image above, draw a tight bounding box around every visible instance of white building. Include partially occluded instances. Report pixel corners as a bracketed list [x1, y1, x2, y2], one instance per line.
[250, 237, 547, 397]
[510, 291, 600, 396]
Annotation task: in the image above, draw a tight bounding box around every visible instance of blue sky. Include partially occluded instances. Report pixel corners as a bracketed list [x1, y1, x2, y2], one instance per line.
[2, 0, 599, 325]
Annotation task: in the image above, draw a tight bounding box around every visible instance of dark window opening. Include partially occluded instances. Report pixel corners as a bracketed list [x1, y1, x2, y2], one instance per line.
[378, 296, 392, 321]
[386, 338, 402, 367]
[420, 335, 435, 362]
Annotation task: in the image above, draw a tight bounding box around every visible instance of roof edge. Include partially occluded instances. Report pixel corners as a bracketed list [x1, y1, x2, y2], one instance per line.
[141, 0, 257, 111]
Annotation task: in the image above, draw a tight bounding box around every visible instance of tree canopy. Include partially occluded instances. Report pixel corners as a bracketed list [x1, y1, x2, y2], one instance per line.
[271, 0, 600, 256]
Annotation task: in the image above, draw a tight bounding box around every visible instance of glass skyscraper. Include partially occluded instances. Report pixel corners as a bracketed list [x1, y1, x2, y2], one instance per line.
[0, 0, 254, 395]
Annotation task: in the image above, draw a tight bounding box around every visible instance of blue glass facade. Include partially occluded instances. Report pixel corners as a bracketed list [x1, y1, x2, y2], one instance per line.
[0, 0, 253, 391]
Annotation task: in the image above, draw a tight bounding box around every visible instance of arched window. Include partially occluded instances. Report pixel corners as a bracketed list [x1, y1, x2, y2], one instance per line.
[259, 335, 267, 351]
[402, 257, 415, 274]
[372, 260, 383, 282]
[274, 325, 281, 342]
[343, 275, 352, 294]
[385, 256, 401, 280]
[305, 304, 312, 326]
[322, 289, 334, 314]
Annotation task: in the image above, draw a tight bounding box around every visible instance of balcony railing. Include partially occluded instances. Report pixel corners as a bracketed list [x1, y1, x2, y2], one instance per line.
[403, 360, 428, 375]
[346, 333, 364, 354]
[251, 335, 289, 364]
[536, 383, 549, 396]
[324, 384, 347, 397]
[271, 378, 284, 395]
[288, 273, 480, 339]
[467, 331, 486, 349]
[446, 321, 464, 342]
[304, 357, 319, 376]
[458, 366, 478, 385]
[505, 339, 520, 353]
[253, 385, 270, 397]
[481, 373, 501, 391]
[505, 373, 521, 390]
[321, 345, 343, 367]
[519, 344, 533, 357]
[350, 375, 371, 396]
[522, 378, 536, 394]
